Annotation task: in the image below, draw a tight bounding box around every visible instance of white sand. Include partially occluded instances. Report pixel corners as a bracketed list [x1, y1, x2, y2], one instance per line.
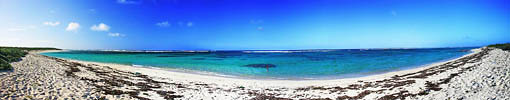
[411, 48, 510, 100]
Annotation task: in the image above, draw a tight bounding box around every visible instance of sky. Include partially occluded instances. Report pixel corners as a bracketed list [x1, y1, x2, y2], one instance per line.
[0, 0, 509, 50]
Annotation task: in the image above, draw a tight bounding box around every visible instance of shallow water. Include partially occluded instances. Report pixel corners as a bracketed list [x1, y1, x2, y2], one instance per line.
[41, 47, 474, 79]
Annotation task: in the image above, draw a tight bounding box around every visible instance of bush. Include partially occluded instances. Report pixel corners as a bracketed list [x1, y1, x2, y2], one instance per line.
[0, 48, 27, 62]
[0, 48, 25, 70]
[0, 58, 12, 70]
[0, 54, 8, 62]
[0, 47, 61, 70]
[488, 43, 510, 51]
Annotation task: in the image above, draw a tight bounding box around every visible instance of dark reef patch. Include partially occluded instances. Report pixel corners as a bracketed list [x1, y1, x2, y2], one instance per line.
[243, 64, 276, 68]
[192, 58, 206, 60]
[157, 55, 183, 57]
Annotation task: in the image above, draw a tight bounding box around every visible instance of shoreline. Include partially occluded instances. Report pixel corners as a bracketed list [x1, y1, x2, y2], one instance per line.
[2, 47, 508, 99]
[37, 49, 482, 88]
[37, 49, 476, 81]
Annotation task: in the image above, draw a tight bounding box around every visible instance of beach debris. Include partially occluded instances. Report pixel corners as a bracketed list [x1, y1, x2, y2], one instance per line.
[51, 57, 185, 100]
[25, 95, 33, 99]
[238, 86, 245, 89]
[250, 94, 292, 100]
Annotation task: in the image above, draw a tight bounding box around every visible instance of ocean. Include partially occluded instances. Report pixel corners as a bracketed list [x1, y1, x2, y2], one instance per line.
[41, 47, 475, 80]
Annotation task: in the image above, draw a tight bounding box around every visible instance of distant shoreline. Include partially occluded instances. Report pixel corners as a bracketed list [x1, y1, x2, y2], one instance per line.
[51, 46, 479, 53]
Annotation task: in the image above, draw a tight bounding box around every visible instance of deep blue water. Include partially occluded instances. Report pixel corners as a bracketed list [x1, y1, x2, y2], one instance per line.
[41, 47, 475, 79]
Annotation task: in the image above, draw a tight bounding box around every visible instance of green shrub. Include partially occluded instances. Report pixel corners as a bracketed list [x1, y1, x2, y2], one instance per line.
[0, 48, 27, 62]
[0, 58, 12, 70]
[0, 46, 61, 70]
[488, 43, 510, 51]
[0, 54, 8, 62]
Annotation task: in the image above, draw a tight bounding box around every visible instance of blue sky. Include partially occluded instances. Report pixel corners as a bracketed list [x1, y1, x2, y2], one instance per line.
[0, 0, 508, 50]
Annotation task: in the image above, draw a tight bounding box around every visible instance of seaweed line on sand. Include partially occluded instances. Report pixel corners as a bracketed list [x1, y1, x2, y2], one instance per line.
[46, 56, 185, 100]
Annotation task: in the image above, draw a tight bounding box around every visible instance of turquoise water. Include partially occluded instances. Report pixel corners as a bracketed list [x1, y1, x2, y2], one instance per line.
[41, 47, 474, 79]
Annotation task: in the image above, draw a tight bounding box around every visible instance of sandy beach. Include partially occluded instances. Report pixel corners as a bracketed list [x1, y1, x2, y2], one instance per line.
[1, 47, 509, 100]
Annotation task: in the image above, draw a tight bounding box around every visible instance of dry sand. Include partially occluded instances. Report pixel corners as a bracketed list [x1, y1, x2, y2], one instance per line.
[1, 47, 508, 100]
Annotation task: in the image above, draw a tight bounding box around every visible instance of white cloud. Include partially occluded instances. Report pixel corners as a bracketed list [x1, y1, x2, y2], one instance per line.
[186, 22, 193, 27]
[89, 9, 96, 13]
[43, 21, 60, 26]
[391, 10, 397, 16]
[8, 25, 37, 32]
[108, 32, 125, 37]
[65, 22, 80, 32]
[90, 23, 110, 31]
[250, 19, 264, 24]
[155, 21, 170, 27]
[117, 0, 141, 4]
[7, 28, 26, 32]
[0, 38, 56, 47]
[257, 26, 264, 31]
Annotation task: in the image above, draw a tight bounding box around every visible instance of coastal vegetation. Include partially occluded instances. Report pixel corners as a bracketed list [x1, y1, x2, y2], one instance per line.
[488, 43, 510, 51]
[0, 47, 60, 70]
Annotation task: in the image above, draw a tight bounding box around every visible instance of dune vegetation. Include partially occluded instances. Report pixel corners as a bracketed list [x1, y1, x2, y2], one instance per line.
[0, 47, 60, 70]
[488, 43, 510, 51]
